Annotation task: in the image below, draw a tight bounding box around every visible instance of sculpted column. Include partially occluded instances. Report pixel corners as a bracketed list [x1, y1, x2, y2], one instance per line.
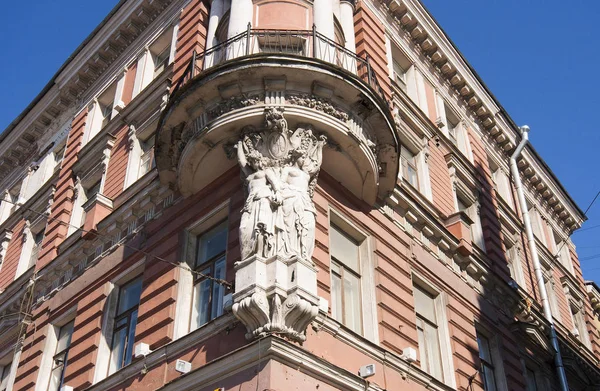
[228, 0, 253, 58]
[204, 0, 226, 68]
[313, 0, 334, 61]
[232, 109, 326, 342]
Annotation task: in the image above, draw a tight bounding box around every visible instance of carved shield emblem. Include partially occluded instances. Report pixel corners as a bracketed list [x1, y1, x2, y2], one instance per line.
[267, 132, 288, 159]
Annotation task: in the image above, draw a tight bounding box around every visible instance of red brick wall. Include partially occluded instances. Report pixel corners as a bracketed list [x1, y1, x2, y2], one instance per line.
[0, 219, 25, 289]
[172, 0, 210, 87]
[37, 110, 88, 270]
[103, 125, 130, 200]
[354, 0, 391, 101]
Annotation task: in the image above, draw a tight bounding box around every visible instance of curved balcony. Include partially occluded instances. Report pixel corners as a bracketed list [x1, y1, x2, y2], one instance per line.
[156, 27, 398, 205]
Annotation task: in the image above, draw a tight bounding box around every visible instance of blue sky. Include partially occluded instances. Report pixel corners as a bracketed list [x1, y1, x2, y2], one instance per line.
[0, 1, 599, 282]
[420, 0, 600, 283]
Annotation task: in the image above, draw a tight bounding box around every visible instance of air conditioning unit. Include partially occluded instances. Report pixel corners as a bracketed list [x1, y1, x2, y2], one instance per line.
[435, 117, 446, 128]
[571, 328, 580, 337]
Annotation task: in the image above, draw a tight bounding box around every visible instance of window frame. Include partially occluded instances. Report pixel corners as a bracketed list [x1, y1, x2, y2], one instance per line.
[411, 273, 456, 387]
[475, 326, 508, 391]
[329, 224, 363, 335]
[49, 320, 75, 391]
[110, 276, 143, 372]
[189, 221, 228, 331]
[328, 210, 379, 342]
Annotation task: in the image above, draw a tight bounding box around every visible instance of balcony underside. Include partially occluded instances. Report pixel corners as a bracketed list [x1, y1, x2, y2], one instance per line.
[156, 54, 398, 205]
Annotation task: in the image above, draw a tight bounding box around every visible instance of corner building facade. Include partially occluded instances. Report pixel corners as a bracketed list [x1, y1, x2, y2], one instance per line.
[0, 0, 599, 390]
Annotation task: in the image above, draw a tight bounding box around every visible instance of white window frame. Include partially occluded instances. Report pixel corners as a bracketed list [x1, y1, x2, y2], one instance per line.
[132, 22, 179, 98]
[35, 308, 77, 391]
[82, 78, 122, 146]
[476, 326, 509, 391]
[543, 272, 561, 322]
[454, 184, 485, 252]
[0, 345, 21, 391]
[93, 261, 144, 383]
[328, 210, 379, 343]
[173, 201, 230, 339]
[123, 125, 157, 190]
[15, 216, 46, 279]
[411, 273, 456, 387]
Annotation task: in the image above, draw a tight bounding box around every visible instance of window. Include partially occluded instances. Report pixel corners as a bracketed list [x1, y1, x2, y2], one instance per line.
[523, 364, 548, 391]
[505, 241, 524, 286]
[191, 222, 228, 330]
[457, 195, 485, 251]
[150, 30, 173, 78]
[29, 229, 44, 267]
[527, 202, 546, 245]
[570, 304, 589, 346]
[552, 231, 573, 272]
[84, 82, 118, 144]
[139, 137, 155, 177]
[0, 360, 11, 391]
[489, 159, 513, 206]
[413, 284, 443, 380]
[49, 320, 74, 391]
[330, 224, 362, 334]
[477, 332, 497, 391]
[389, 44, 413, 98]
[110, 277, 142, 372]
[544, 276, 561, 322]
[400, 147, 419, 188]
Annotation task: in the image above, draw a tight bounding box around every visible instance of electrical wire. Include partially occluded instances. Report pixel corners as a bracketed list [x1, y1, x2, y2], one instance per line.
[552, 189, 600, 260]
[0, 197, 232, 289]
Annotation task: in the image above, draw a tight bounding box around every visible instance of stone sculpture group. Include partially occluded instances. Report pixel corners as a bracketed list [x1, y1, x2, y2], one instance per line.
[232, 108, 326, 342]
[237, 108, 326, 263]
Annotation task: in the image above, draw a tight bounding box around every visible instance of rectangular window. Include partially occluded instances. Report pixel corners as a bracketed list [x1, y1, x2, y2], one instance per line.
[29, 229, 45, 268]
[505, 242, 523, 286]
[393, 60, 407, 92]
[0, 361, 11, 391]
[330, 224, 362, 335]
[413, 284, 443, 380]
[139, 137, 155, 177]
[191, 222, 228, 330]
[49, 320, 75, 391]
[111, 277, 143, 372]
[457, 195, 485, 251]
[150, 28, 175, 79]
[400, 147, 419, 189]
[544, 277, 561, 322]
[477, 332, 497, 391]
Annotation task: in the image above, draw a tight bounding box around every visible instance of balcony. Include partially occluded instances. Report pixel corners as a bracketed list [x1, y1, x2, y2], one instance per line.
[156, 27, 398, 205]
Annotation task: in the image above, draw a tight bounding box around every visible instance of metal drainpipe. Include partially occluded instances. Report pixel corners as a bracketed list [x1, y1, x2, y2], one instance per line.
[510, 125, 569, 391]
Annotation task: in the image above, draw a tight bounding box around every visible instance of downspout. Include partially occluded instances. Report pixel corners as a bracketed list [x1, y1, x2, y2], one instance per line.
[510, 125, 569, 391]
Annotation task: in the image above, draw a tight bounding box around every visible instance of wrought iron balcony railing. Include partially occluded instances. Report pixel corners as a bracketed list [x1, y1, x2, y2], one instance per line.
[171, 25, 387, 105]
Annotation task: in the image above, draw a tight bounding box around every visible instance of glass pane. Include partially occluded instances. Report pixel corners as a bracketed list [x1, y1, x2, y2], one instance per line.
[344, 271, 362, 334]
[197, 222, 227, 266]
[477, 333, 492, 363]
[111, 327, 128, 370]
[413, 285, 436, 323]
[210, 257, 226, 320]
[526, 369, 538, 391]
[195, 278, 212, 327]
[49, 364, 63, 391]
[118, 277, 143, 314]
[424, 322, 443, 380]
[483, 365, 497, 391]
[56, 321, 74, 353]
[416, 322, 427, 373]
[407, 165, 418, 188]
[331, 273, 342, 323]
[123, 310, 138, 367]
[330, 226, 359, 272]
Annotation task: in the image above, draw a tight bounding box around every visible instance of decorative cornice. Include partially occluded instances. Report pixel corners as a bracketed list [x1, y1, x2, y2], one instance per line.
[374, 0, 584, 232]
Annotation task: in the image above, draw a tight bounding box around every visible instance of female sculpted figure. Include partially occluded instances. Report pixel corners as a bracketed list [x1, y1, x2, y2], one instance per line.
[277, 129, 326, 260]
[237, 137, 282, 260]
